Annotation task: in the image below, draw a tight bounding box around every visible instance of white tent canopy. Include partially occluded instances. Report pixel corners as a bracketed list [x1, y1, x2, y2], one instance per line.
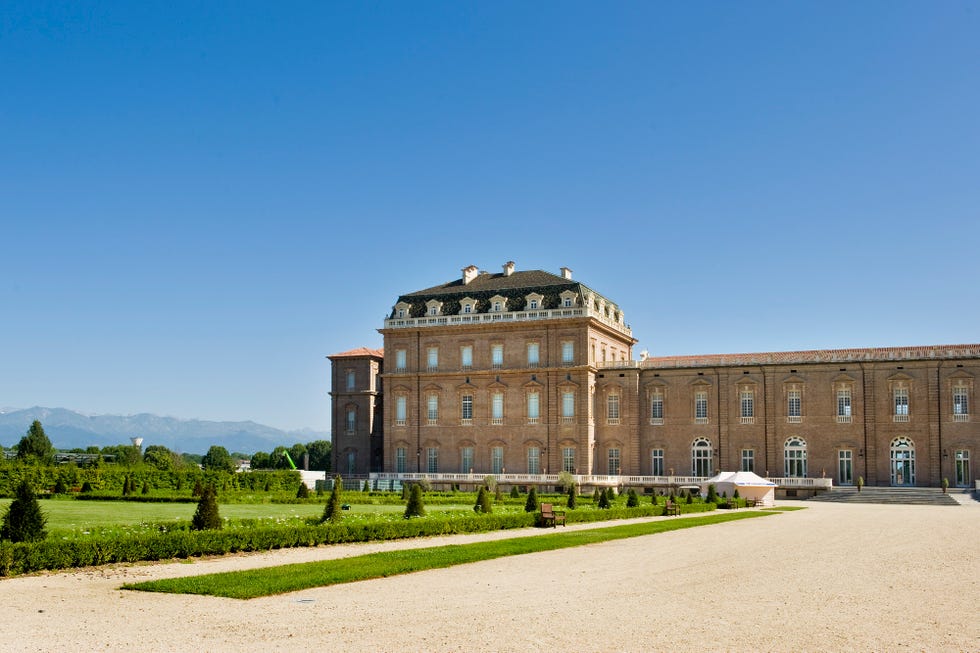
[702, 471, 776, 507]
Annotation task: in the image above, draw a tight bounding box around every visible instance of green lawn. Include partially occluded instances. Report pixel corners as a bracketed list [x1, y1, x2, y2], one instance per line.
[125, 511, 777, 599]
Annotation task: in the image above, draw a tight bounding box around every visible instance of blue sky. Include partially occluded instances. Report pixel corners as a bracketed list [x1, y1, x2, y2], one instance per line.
[2, 2, 978, 432]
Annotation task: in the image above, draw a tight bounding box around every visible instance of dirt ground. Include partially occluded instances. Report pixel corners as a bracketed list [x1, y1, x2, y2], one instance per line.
[1, 498, 978, 652]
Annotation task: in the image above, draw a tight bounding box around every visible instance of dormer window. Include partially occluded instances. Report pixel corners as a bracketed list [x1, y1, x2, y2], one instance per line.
[559, 290, 577, 308]
[463, 304, 472, 313]
[489, 295, 507, 313]
[525, 292, 544, 311]
[394, 301, 411, 319]
[461, 297, 476, 314]
[494, 302, 502, 311]
[529, 299, 538, 309]
[564, 298, 572, 308]
[425, 299, 443, 316]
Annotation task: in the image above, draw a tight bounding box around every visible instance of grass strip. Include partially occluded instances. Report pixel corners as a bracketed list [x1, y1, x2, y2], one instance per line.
[124, 511, 776, 599]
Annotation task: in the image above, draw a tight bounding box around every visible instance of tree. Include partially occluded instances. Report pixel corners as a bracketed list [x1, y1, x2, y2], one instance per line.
[296, 483, 310, 499]
[557, 470, 575, 492]
[626, 489, 639, 507]
[597, 488, 611, 509]
[524, 487, 539, 512]
[706, 483, 718, 503]
[592, 488, 601, 503]
[404, 483, 425, 518]
[201, 445, 235, 472]
[191, 485, 222, 530]
[510, 485, 520, 498]
[474, 486, 492, 513]
[143, 445, 179, 471]
[306, 440, 332, 471]
[1, 480, 47, 542]
[288, 443, 308, 469]
[567, 484, 577, 509]
[16, 420, 54, 464]
[322, 475, 343, 523]
[250, 451, 271, 469]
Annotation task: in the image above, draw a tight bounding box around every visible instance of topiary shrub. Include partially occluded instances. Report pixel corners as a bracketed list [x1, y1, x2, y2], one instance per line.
[686, 491, 694, 504]
[733, 488, 740, 499]
[706, 483, 718, 503]
[296, 483, 310, 499]
[510, 486, 520, 498]
[474, 486, 492, 513]
[142, 481, 151, 495]
[524, 487, 539, 512]
[193, 479, 204, 497]
[597, 489, 611, 509]
[190, 485, 222, 531]
[592, 488, 601, 503]
[1, 481, 47, 542]
[53, 478, 69, 495]
[494, 485, 503, 501]
[401, 484, 410, 500]
[567, 484, 577, 509]
[403, 484, 425, 518]
[322, 475, 343, 523]
[80, 481, 94, 493]
[626, 489, 639, 507]
[363, 480, 371, 492]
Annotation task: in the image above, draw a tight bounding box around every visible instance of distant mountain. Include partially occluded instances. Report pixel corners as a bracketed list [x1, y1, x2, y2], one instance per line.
[0, 407, 330, 455]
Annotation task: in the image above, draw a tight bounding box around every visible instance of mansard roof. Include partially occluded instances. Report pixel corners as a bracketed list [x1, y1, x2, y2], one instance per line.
[641, 344, 980, 369]
[402, 269, 579, 298]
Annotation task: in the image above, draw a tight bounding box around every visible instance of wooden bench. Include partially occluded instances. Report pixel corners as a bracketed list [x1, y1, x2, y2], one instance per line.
[664, 500, 681, 516]
[540, 503, 566, 527]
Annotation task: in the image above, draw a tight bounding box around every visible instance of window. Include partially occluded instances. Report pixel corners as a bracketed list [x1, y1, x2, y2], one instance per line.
[890, 437, 915, 485]
[953, 385, 969, 421]
[461, 447, 474, 473]
[427, 394, 438, 424]
[837, 388, 852, 423]
[395, 349, 407, 372]
[461, 394, 473, 424]
[784, 437, 807, 478]
[426, 447, 439, 474]
[740, 389, 754, 424]
[650, 391, 664, 425]
[345, 407, 356, 434]
[563, 297, 572, 308]
[695, 391, 708, 424]
[562, 447, 575, 473]
[894, 387, 909, 422]
[561, 391, 575, 422]
[429, 306, 438, 316]
[346, 451, 356, 476]
[528, 299, 539, 309]
[491, 391, 504, 425]
[491, 344, 503, 369]
[651, 448, 664, 476]
[527, 342, 539, 368]
[787, 389, 802, 423]
[955, 450, 971, 487]
[527, 447, 540, 475]
[397, 308, 405, 318]
[692, 438, 712, 477]
[607, 448, 621, 475]
[346, 370, 356, 391]
[607, 393, 620, 424]
[395, 396, 407, 426]
[461, 345, 473, 370]
[527, 391, 540, 424]
[491, 446, 504, 474]
[838, 450, 853, 485]
[493, 301, 502, 312]
[741, 449, 754, 473]
[463, 303, 472, 314]
[426, 347, 438, 371]
[561, 341, 574, 365]
[395, 447, 407, 473]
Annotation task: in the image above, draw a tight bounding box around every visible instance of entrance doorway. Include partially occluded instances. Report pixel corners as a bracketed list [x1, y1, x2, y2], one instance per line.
[890, 437, 915, 486]
[955, 450, 971, 488]
[838, 450, 853, 486]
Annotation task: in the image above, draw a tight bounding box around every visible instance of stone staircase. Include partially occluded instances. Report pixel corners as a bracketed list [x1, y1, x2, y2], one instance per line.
[806, 486, 961, 506]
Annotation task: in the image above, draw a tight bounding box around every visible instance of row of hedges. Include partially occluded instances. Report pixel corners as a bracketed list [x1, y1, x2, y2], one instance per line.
[0, 511, 537, 576]
[0, 467, 303, 496]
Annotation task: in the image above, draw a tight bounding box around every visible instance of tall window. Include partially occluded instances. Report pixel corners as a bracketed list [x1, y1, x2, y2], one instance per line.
[607, 448, 621, 475]
[491, 446, 504, 474]
[395, 396, 407, 426]
[740, 389, 754, 423]
[426, 347, 438, 371]
[395, 447, 406, 473]
[787, 389, 802, 423]
[426, 447, 439, 474]
[784, 437, 807, 477]
[491, 392, 504, 425]
[894, 387, 909, 421]
[953, 385, 969, 420]
[838, 450, 853, 485]
[692, 438, 712, 477]
[491, 344, 504, 369]
[427, 394, 438, 424]
[955, 450, 971, 487]
[837, 388, 852, 423]
[527, 447, 540, 474]
[650, 391, 664, 425]
[558, 447, 575, 473]
[346, 407, 356, 433]
[395, 349, 407, 372]
[607, 393, 620, 424]
[461, 345, 473, 370]
[461, 446, 474, 473]
[651, 448, 664, 476]
[346, 370, 356, 390]
[741, 449, 754, 472]
[527, 391, 540, 424]
[461, 394, 473, 423]
[346, 452, 356, 476]
[561, 391, 575, 422]
[890, 437, 915, 485]
[695, 391, 708, 423]
[561, 341, 574, 365]
[527, 342, 539, 368]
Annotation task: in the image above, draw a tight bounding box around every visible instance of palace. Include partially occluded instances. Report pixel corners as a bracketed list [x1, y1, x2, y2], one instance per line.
[329, 263, 978, 489]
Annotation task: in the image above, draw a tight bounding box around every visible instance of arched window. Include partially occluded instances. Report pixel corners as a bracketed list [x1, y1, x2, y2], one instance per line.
[784, 437, 807, 477]
[692, 437, 712, 477]
[890, 437, 915, 486]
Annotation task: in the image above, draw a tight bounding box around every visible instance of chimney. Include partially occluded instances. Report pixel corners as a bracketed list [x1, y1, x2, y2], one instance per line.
[462, 265, 479, 285]
[502, 261, 515, 276]
[560, 266, 572, 280]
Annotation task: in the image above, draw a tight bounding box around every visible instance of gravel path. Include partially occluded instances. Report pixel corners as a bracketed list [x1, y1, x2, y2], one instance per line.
[1, 500, 978, 652]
